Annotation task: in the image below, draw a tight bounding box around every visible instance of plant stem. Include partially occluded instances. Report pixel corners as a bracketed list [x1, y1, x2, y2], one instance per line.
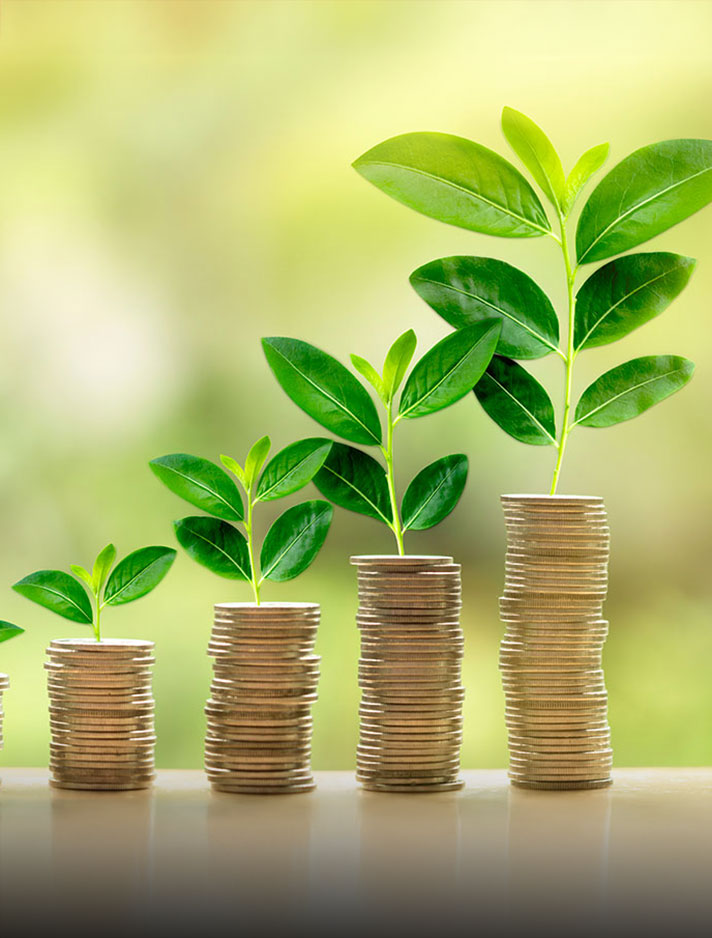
[383, 400, 405, 555]
[549, 211, 578, 495]
[244, 488, 261, 605]
[94, 595, 102, 643]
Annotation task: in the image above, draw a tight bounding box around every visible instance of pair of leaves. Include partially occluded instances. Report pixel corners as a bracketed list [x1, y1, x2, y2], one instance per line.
[314, 443, 467, 532]
[174, 501, 333, 584]
[0, 621, 24, 644]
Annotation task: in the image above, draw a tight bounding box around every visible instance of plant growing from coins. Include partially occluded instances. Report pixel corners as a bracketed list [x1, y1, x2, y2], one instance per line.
[150, 437, 334, 605]
[353, 108, 712, 492]
[262, 324, 501, 554]
[12, 544, 176, 642]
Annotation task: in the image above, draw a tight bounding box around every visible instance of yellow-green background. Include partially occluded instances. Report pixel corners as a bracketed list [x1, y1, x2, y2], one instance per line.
[1, 0, 711, 769]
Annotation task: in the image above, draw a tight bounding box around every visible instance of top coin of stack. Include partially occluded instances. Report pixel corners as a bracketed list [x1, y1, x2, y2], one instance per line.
[352, 556, 465, 794]
[205, 602, 320, 795]
[0, 673, 8, 755]
[499, 495, 612, 791]
[45, 638, 156, 791]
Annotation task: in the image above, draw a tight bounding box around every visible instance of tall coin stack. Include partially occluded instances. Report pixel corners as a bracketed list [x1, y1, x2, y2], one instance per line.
[0, 673, 8, 761]
[205, 602, 320, 794]
[499, 495, 612, 790]
[351, 555, 465, 793]
[46, 638, 156, 791]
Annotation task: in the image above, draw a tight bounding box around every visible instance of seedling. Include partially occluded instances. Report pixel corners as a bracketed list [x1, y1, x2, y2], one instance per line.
[150, 437, 334, 605]
[262, 324, 500, 554]
[354, 108, 712, 492]
[12, 544, 176, 642]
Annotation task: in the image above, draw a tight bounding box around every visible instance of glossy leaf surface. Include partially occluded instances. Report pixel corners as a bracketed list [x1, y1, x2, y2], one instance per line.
[92, 543, 117, 593]
[313, 443, 392, 524]
[562, 143, 609, 215]
[13, 570, 93, 624]
[256, 438, 332, 501]
[501, 106, 565, 209]
[244, 436, 271, 489]
[104, 546, 176, 606]
[70, 564, 94, 591]
[174, 517, 251, 580]
[350, 354, 386, 401]
[382, 329, 417, 400]
[260, 500, 333, 582]
[150, 454, 244, 521]
[401, 454, 468, 531]
[475, 356, 556, 445]
[0, 621, 24, 644]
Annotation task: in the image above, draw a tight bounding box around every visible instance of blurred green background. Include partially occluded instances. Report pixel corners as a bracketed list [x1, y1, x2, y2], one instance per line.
[1, 0, 711, 769]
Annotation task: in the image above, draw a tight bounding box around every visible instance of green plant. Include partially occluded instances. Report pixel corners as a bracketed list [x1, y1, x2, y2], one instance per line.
[262, 324, 500, 554]
[150, 437, 334, 604]
[353, 108, 712, 492]
[0, 621, 24, 648]
[12, 544, 176, 642]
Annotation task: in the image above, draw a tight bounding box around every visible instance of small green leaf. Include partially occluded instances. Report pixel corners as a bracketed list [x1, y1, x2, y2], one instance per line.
[92, 543, 117, 594]
[382, 329, 417, 401]
[574, 252, 696, 352]
[501, 106, 565, 210]
[263, 337, 382, 445]
[401, 454, 468, 531]
[244, 436, 271, 489]
[13, 570, 93, 624]
[256, 438, 333, 501]
[474, 356, 556, 446]
[260, 500, 333, 582]
[411, 256, 559, 360]
[220, 454, 247, 488]
[573, 355, 695, 428]
[353, 132, 552, 238]
[399, 320, 501, 419]
[70, 564, 94, 592]
[103, 546, 176, 606]
[313, 443, 392, 524]
[577, 139, 712, 264]
[0, 621, 24, 644]
[150, 454, 244, 521]
[350, 354, 386, 401]
[562, 143, 609, 215]
[174, 517, 251, 580]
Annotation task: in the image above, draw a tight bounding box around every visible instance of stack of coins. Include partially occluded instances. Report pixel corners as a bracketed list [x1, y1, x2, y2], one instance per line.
[0, 673, 8, 759]
[499, 495, 612, 790]
[45, 638, 156, 791]
[205, 602, 320, 794]
[351, 555, 465, 793]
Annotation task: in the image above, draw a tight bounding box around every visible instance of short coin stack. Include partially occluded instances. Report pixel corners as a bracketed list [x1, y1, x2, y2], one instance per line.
[499, 495, 612, 790]
[351, 555, 465, 793]
[46, 638, 156, 791]
[0, 673, 8, 759]
[205, 602, 320, 794]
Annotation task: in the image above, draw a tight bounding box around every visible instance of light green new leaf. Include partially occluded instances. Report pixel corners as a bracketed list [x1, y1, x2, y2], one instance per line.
[573, 355, 694, 428]
[13, 570, 93, 624]
[353, 132, 552, 238]
[399, 320, 501, 419]
[92, 543, 117, 594]
[577, 139, 712, 264]
[313, 443, 392, 524]
[260, 500, 333, 582]
[0, 621, 24, 644]
[401, 454, 468, 531]
[256, 438, 332, 501]
[219, 454, 247, 487]
[501, 106, 565, 210]
[382, 329, 417, 401]
[411, 256, 559, 360]
[350, 354, 386, 401]
[562, 143, 609, 215]
[174, 517, 251, 580]
[104, 546, 176, 606]
[474, 356, 556, 446]
[70, 564, 94, 592]
[150, 454, 244, 521]
[574, 253, 696, 352]
[244, 436, 271, 489]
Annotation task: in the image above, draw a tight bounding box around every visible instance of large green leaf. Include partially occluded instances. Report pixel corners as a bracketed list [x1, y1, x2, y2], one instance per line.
[576, 139, 712, 264]
[260, 500, 333, 582]
[13, 570, 93, 624]
[256, 438, 332, 501]
[574, 355, 694, 428]
[262, 337, 381, 445]
[382, 329, 417, 400]
[410, 256, 559, 360]
[401, 454, 468, 531]
[353, 132, 551, 238]
[0, 621, 24, 644]
[92, 543, 117, 594]
[475, 356, 556, 446]
[174, 517, 251, 580]
[399, 320, 501, 419]
[562, 143, 609, 215]
[150, 453, 244, 521]
[313, 443, 392, 524]
[501, 106, 565, 210]
[104, 546, 176, 606]
[574, 253, 696, 352]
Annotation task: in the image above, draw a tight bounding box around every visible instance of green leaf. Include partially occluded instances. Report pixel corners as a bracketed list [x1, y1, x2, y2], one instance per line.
[562, 143, 609, 215]
[0, 621, 24, 644]
[260, 500, 333, 582]
[13, 570, 93, 624]
[256, 438, 333, 501]
[219, 454, 247, 488]
[150, 454, 244, 521]
[401, 454, 468, 531]
[103, 546, 176, 606]
[70, 564, 94, 592]
[244, 436, 271, 489]
[313, 443, 392, 524]
[350, 354, 386, 401]
[262, 337, 382, 445]
[353, 131, 552, 238]
[174, 517, 251, 580]
[501, 106, 565, 210]
[573, 355, 695, 428]
[575, 253, 696, 352]
[576, 139, 712, 264]
[410, 256, 559, 360]
[382, 329, 417, 400]
[399, 320, 501, 419]
[92, 543, 117, 594]
[474, 356, 556, 446]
